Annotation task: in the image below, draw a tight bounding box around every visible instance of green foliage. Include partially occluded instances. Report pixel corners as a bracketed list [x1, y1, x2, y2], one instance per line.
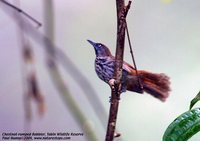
[163, 108, 200, 141]
[190, 91, 200, 110]
[163, 91, 200, 141]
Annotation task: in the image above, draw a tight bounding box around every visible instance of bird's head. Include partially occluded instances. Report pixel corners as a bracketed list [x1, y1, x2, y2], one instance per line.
[87, 40, 111, 57]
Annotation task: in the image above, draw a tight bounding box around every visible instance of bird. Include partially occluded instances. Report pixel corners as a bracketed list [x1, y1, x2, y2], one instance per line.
[87, 39, 171, 102]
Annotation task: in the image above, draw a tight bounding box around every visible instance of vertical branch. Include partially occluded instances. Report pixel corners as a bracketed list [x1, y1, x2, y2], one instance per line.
[44, 1, 108, 130]
[105, 1, 131, 141]
[43, 1, 99, 141]
[44, 1, 108, 132]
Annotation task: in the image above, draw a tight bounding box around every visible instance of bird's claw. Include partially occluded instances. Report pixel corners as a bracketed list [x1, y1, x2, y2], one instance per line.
[109, 79, 115, 90]
[109, 79, 121, 92]
[109, 79, 124, 98]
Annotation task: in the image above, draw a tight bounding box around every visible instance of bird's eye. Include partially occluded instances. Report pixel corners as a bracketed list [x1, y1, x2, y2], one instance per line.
[98, 44, 102, 47]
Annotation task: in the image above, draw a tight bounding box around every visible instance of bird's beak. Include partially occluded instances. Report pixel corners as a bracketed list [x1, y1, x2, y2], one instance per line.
[87, 39, 96, 47]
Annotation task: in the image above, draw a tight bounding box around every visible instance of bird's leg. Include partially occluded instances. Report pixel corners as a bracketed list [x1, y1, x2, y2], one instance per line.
[109, 79, 121, 100]
[108, 79, 122, 91]
[108, 79, 116, 103]
[109, 79, 121, 93]
[109, 79, 116, 90]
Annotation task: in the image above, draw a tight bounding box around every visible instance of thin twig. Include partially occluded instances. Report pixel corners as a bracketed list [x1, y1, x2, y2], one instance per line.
[0, 0, 42, 27]
[105, 1, 131, 141]
[125, 21, 143, 90]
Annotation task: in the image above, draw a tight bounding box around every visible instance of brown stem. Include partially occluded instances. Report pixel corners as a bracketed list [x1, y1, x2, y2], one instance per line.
[105, 1, 131, 141]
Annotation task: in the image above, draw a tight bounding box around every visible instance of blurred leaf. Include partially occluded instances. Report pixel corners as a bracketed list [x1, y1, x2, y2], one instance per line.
[163, 108, 200, 141]
[43, 1, 99, 141]
[190, 91, 200, 110]
[1, 0, 108, 129]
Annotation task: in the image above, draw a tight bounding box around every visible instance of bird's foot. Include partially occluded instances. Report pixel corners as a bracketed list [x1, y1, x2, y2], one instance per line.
[109, 79, 122, 92]
[109, 79, 115, 90]
[109, 79, 125, 96]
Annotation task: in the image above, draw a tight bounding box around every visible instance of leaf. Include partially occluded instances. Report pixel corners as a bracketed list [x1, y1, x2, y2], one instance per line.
[163, 108, 200, 141]
[190, 91, 200, 110]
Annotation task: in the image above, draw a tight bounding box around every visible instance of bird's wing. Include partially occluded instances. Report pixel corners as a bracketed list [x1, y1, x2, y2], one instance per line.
[110, 56, 136, 74]
[123, 61, 136, 74]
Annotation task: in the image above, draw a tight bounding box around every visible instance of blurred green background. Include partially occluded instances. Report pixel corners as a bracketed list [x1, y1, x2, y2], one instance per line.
[0, 0, 200, 140]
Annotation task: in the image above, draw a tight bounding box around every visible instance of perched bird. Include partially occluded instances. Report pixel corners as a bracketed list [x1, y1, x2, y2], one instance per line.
[87, 40, 171, 102]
